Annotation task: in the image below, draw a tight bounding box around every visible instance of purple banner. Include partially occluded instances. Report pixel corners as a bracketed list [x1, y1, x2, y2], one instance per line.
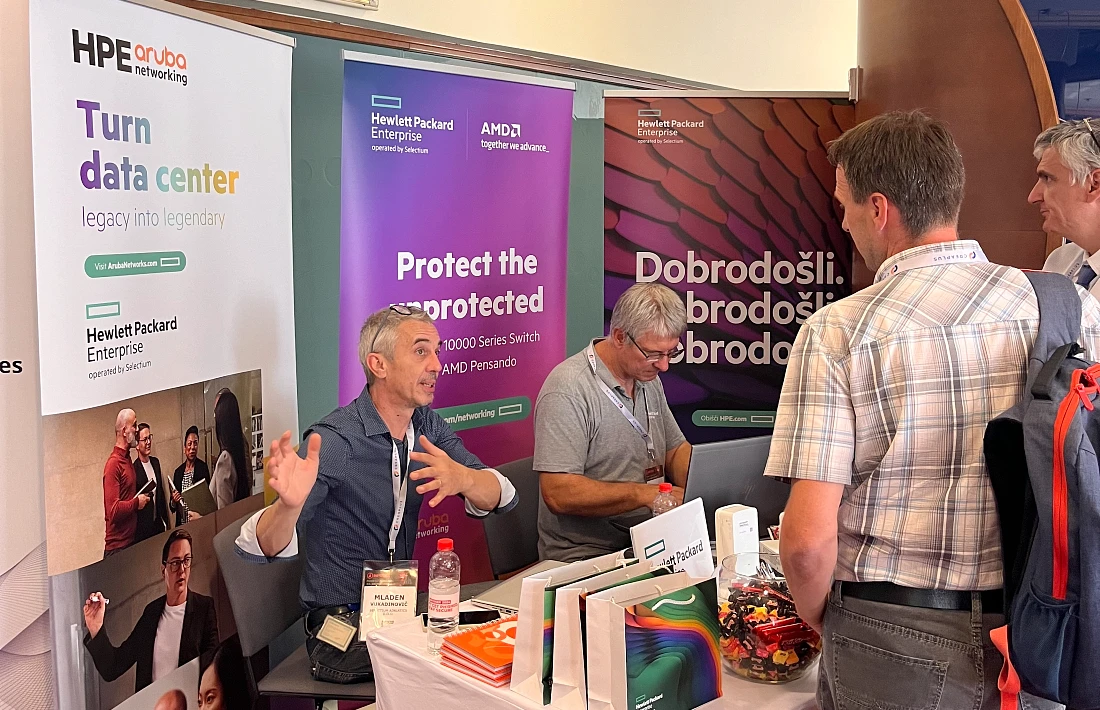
[339, 56, 572, 584]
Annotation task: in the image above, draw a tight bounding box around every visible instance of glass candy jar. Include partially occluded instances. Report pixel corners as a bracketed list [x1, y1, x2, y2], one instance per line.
[717, 553, 821, 683]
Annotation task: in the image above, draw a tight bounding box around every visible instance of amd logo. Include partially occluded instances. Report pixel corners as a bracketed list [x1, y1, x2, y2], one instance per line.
[481, 122, 521, 138]
[72, 29, 132, 72]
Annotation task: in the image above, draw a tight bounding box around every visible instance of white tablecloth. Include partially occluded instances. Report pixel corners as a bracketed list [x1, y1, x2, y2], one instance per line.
[365, 613, 818, 710]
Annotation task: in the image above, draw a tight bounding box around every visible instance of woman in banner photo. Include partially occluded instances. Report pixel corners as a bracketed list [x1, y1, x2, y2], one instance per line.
[198, 636, 251, 710]
[172, 426, 210, 524]
[210, 389, 251, 509]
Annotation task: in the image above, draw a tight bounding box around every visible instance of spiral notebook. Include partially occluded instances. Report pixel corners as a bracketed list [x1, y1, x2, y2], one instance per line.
[440, 614, 518, 685]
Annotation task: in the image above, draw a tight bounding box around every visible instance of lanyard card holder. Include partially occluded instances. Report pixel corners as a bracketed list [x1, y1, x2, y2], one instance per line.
[360, 560, 419, 641]
[586, 344, 664, 484]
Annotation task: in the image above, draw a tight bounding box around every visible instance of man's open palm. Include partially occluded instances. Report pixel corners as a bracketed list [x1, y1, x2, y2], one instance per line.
[268, 432, 321, 510]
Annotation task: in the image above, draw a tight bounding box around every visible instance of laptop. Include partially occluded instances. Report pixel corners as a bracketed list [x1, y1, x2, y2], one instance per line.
[469, 559, 567, 613]
[682, 435, 790, 539]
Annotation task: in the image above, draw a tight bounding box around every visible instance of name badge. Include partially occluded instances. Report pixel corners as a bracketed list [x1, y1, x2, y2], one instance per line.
[317, 615, 356, 652]
[360, 560, 419, 641]
[644, 463, 665, 484]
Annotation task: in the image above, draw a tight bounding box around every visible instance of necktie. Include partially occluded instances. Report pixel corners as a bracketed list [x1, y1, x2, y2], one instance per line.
[1078, 263, 1097, 289]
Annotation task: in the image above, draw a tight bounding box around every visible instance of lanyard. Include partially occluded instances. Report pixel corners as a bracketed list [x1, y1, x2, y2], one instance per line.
[388, 421, 415, 562]
[586, 343, 657, 461]
[875, 244, 986, 283]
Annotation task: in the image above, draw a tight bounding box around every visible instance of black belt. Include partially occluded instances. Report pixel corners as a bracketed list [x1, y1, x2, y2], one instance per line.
[840, 581, 1003, 614]
[305, 604, 357, 631]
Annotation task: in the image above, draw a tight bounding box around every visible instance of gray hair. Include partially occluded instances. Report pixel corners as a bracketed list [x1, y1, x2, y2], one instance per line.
[827, 110, 965, 238]
[358, 306, 434, 385]
[1034, 120, 1100, 185]
[115, 408, 135, 434]
[610, 283, 687, 340]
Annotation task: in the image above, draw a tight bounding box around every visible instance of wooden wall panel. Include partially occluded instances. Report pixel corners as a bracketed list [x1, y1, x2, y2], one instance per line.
[856, 0, 1057, 282]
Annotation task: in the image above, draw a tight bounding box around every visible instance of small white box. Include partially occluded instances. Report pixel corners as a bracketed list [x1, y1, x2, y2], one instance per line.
[715, 504, 758, 566]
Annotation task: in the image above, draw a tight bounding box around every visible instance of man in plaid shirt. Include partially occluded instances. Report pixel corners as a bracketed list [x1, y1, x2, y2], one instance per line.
[765, 111, 1100, 709]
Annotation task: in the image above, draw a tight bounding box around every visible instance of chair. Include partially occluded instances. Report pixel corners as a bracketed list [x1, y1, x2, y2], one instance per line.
[482, 457, 541, 577]
[212, 513, 376, 706]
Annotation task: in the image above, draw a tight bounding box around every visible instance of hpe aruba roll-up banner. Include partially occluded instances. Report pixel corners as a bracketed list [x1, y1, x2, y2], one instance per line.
[338, 53, 574, 585]
[24, 1, 296, 707]
[603, 93, 854, 443]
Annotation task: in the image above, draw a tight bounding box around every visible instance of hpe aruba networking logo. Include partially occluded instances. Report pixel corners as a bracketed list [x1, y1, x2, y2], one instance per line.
[71, 29, 189, 87]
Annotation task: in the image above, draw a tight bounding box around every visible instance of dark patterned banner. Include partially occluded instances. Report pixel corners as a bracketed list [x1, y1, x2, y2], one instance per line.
[604, 95, 854, 443]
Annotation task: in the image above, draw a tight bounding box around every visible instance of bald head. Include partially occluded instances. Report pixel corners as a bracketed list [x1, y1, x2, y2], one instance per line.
[115, 409, 137, 449]
[115, 409, 136, 434]
[154, 689, 187, 710]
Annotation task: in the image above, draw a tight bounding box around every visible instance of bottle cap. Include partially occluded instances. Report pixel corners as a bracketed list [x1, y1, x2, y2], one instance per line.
[437, 537, 454, 552]
[658, 482, 672, 493]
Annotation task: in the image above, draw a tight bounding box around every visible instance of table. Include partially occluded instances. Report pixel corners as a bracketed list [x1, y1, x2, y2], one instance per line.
[365, 613, 818, 710]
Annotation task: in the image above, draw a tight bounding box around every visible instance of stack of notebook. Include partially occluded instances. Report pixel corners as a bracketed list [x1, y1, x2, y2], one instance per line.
[440, 614, 518, 687]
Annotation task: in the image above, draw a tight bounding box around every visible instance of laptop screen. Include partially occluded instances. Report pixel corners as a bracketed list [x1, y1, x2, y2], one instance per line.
[682, 435, 791, 538]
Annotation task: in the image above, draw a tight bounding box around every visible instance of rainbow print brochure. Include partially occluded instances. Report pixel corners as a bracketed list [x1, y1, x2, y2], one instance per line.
[511, 550, 633, 705]
[586, 573, 722, 710]
[551, 560, 671, 710]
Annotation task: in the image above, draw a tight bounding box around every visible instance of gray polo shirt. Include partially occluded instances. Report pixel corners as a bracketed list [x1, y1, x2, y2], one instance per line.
[534, 339, 686, 561]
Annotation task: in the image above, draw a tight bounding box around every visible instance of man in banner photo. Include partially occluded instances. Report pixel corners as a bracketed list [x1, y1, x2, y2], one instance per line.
[83, 529, 217, 692]
[103, 408, 150, 556]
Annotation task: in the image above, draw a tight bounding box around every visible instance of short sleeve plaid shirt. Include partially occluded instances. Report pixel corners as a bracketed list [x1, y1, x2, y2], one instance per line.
[764, 240, 1100, 591]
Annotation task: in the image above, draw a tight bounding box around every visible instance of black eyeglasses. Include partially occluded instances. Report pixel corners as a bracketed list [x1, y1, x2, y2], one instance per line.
[165, 556, 192, 572]
[138, 435, 152, 444]
[627, 332, 684, 363]
[367, 305, 420, 355]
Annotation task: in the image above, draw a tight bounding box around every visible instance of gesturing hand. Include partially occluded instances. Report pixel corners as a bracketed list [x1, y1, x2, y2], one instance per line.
[268, 431, 321, 511]
[409, 435, 472, 508]
[83, 593, 106, 639]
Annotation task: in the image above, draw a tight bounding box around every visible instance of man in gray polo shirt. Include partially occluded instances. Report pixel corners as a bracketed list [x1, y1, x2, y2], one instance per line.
[535, 283, 692, 561]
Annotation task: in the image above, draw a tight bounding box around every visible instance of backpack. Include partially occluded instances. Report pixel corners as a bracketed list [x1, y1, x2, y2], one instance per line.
[984, 271, 1100, 710]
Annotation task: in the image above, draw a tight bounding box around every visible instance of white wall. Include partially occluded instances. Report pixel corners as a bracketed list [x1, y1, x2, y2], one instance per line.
[0, 0, 52, 707]
[231, 0, 858, 91]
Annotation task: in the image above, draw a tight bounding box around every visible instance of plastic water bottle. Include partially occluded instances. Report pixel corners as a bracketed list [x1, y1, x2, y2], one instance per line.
[426, 537, 461, 654]
[652, 482, 679, 515]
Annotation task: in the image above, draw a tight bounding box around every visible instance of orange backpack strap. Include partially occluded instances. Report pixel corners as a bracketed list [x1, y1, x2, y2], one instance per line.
[989, 625, 1020, 710]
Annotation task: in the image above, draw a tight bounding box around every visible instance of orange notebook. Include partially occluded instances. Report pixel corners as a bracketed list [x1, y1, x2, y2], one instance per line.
[441, 657, 511, 687]
[441, 614, 518, 674]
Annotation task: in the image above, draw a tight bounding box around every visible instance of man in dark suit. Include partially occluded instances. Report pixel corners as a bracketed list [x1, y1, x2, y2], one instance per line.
[83, 529, 218, 692]
[133, 422, 170, 543]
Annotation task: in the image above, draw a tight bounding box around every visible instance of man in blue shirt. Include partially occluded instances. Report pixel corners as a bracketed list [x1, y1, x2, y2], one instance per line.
[235, 306, 517, 612]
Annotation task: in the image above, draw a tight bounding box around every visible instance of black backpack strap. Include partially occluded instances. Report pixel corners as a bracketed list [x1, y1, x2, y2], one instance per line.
[1025, 271, 1084, 400]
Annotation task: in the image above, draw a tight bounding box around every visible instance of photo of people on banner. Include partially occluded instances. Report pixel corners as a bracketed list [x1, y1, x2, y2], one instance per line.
[43, 371, 263, 574]
[604, 96, 855, 443]
[45, 371, 263, 710]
